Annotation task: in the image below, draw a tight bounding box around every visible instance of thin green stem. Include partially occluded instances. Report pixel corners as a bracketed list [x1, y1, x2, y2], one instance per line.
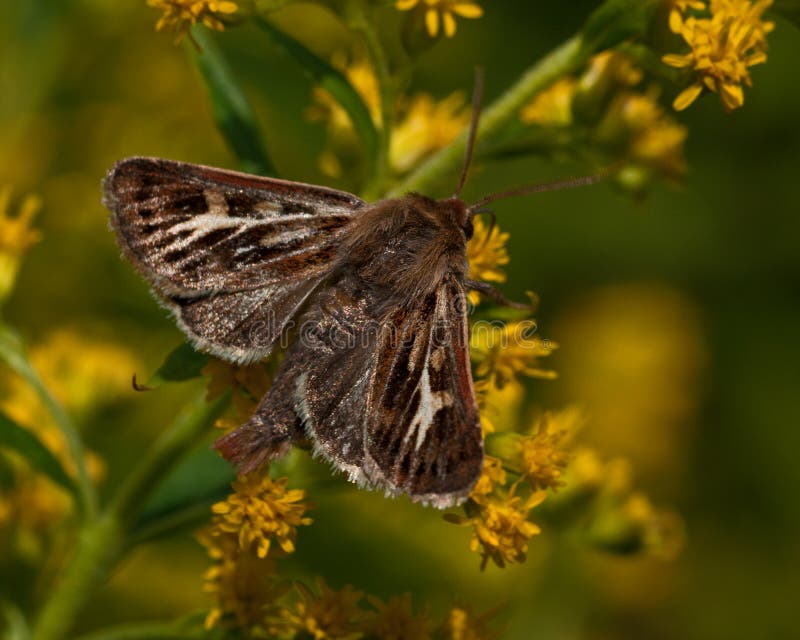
[387, 35, 589, 198]
[31, 392, 229, 640]
[0, 326, 96, 518]
[346, 0, 394, 200]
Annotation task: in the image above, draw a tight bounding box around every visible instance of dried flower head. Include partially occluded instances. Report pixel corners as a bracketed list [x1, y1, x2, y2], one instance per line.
[274, 578, 367, 640]
[366, 593, 431, 640]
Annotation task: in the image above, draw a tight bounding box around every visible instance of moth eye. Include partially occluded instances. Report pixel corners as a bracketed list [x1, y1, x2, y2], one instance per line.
[462, 219, 474, 241]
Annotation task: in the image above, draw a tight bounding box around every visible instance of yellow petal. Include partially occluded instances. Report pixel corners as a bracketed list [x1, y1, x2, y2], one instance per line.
[396, 0, 418, 9]
[425, 8, 439, 36]
[443, 11, 457, 37]
[451, 3, 484, 18]
[673, 83, 703, 111]
[662, 53, 693, 68]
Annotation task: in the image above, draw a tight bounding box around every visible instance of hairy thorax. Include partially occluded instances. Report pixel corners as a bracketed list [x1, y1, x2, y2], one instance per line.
[340, 194, 472, 303]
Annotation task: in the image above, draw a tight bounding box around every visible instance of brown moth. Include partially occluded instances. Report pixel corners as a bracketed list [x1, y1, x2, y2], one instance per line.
[102, 81, 601, 508]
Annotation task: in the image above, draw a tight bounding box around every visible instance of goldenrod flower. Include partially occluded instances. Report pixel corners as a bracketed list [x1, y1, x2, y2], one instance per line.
[311, 53, 470, 178]
[199, 530, 287, 631]
[466, 216, 509, 306]
[0, 186, 41, 302]
[274, 578, 367, 640]
[391, 93, 471, 174]
[211, 473, 313, 558]
[514, 410, 576, 491]
[147, 0, 238, 43]
[469, 455, 507, 503]
[438, 606, 500, 640]
[396, 1, 483, 38]
[471, 320, 556, 388]
[366, 593, 431, 640]
[520, 78, 577, 127]
[450, 488, 547, 569]
[663, 0, 774, 111]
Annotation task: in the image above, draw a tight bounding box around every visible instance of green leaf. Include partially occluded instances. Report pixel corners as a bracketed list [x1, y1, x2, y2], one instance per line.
[582, 0, 660, 52]
[130, 446, 234, 544]
[253, 16, 379, 166]
[146, 343, 208, 388]
[0, 411, 79, 503]
[189, 28, 276, 176]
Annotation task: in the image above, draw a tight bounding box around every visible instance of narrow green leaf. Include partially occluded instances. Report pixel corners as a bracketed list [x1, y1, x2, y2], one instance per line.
[189, 28, 276, 176]
[253, 16, 379, 166]
[0, 411, 79, 502]
[146, 343, 208, 387]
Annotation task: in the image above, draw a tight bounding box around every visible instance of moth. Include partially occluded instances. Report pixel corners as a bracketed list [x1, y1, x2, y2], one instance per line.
[102, 82, 601, 508]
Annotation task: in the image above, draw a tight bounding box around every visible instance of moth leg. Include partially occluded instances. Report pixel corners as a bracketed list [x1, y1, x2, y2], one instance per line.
[214, 371, 303, 474]
[465, 280, 530, 309]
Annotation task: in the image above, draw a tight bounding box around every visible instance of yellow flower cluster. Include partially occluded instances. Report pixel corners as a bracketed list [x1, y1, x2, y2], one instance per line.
[522, 52, 688, 185]
[311, 52, 471, 180]
[200, 472, 312, 630]
[1, 331, 138, 545]
[395, 0, 484, 38]
[465, 216, 510, 306]
[664, 0, 774, 112]
[0, 186, 41, 302]
[274, 578, 367, 639]
[147, 0, 238, 43]
[471, 320, 556, 389]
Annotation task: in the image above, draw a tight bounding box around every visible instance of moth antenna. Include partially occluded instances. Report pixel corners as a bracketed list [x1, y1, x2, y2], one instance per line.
[453, 67, 485, 199]
[469, 168, 612, 213]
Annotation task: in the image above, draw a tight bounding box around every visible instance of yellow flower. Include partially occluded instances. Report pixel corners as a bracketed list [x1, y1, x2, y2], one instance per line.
[466, 216, 509, 306]
[396, 1, 484, 38]
[667, 0, 707, 33]
[520, 78, 577, 126]
[459, 488, 547, 569]
[274, 578, 367, 640]
[311, 53, 470, 178]
[210, 473, 313, 558]
[198, 530, 287, 631]
[0, 186, 41, 302]
[514, 409, 578, 491]
[663, 0, 774, 112]
[366, 593, 431, 640]
[469, 455, 507, 503]
[146, 0, 238, 43]
[438, 606, 500, 640]
[390, 92, 471, 174]
[470, 320, 556, 389]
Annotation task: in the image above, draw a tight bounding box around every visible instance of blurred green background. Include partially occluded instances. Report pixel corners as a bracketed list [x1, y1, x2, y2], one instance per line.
[1, 0, 799, 638]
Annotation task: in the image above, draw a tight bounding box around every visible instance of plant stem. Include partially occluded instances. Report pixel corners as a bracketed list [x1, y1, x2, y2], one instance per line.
[347, 1, 394, 200]
[387, 35, 589, 198]
[30, 393, 229, 640]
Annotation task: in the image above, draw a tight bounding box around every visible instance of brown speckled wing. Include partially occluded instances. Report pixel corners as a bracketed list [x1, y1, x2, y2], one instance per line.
[103, 157, 364, 362]
[363, 276, 483, 508]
